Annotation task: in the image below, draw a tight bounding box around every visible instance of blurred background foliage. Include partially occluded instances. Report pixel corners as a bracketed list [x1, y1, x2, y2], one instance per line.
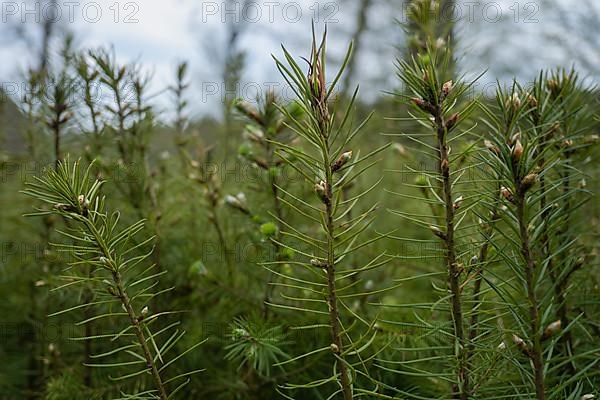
[0, 0, 599, 399]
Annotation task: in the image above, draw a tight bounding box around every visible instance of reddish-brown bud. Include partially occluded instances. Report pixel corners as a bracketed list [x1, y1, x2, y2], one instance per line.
[411, 97, 435, 113]
[501, 186, 514, 203]
[520, 173, 538, 193]
[541, 320, 561, 341]
[331, 151, 353, 173]
[440, 158, 449, 174]
[512, 139, 523, 161]
[512, 334, 531, 357]
[445, 113, 459, 131]
[484, 139, 500, 155]
[441, 80, 453, 98]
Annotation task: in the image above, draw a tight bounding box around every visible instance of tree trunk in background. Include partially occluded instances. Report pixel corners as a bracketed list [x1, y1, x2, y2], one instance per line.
[39, 0, 58, 74]
[341, 0, 373, 98]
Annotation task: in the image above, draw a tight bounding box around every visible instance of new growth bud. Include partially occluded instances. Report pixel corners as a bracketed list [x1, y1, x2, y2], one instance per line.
[453, 195, 464, 210]
[445, 113, 459, 131]
[440, 158, 449, 174]
[526, 93, 538, 108]
[512, 139, 523, 161]
[441, 80, 453, 99]
[520, 173, 538, 193]
[314, 180, 328, 203]
[243, 125, 265, 143]
[501, 186, 514, 203]
[484, 139, 500, 155]
[411, 98, 435, 114]
[429, 225, 447, 240]
[234, 99, 262, 125]
[546, 79, 560, 97]
[541, 320, 561, 341]
[224, 193, 250, 214]
[78, 194, 90, 216]
[512, 334, 531, 357]
[505, 93, 521, 110]
[331, 151, 353, 173]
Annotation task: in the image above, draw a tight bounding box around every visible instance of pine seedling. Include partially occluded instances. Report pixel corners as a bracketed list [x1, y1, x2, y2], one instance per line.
[479, 83, 598, 399]
[526, 69, 595, 368]
[270, 27, 389, 400]
[74, 52, 104, 159]
[21, 68, 48, 160]
[22, 159, 205, 399]
[45, 71, 74, 169]
[88, 48, 133, 165]
[170, 61, 191, 170]
[88, 48, 154, 216]
[188, 152, 234, 282]
[86, 48, 166, 275]
[390, 48, 480, 399]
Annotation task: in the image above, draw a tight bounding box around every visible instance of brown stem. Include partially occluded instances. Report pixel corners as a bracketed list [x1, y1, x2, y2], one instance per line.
[210, 211, 233, 282]
[82, 76, 102, 156]
[515, 193, 545, 400]
[51, 101, 64, 170]
[322, 139, 352, 400]
[468, 229, 491, 345]
[81, 217, 169, 399]
[434, 106, 469, 400]
[467, 201, 500, 352]
[340, 0, 372, 97]
[113, 270, 169, 400]
[325, 187, 353, 400]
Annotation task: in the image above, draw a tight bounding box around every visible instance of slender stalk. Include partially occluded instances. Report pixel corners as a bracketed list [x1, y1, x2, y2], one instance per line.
[324, 153, 353, 400]
[209, 207, 233, 282]
[468, 222, 492, 344]
[83, 218, 170, 400]
[113, 84, 129, 165]
[515, 192, 545, 400]
[433, 105, 469, 400]
[53, 124, 61, 170]
[467, 197, 500, 350]
[113, 270, 168, 400]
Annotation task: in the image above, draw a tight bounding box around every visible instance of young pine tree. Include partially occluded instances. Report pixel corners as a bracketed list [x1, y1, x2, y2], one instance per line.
[269, 28, 389, 400]
[23, 159, 205, 400]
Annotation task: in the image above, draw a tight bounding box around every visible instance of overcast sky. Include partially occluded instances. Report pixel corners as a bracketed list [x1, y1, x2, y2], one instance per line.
[0, 0, 597, 119]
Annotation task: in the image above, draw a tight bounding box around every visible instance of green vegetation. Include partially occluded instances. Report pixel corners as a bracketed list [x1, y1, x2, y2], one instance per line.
[0, 9, 599, 400]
